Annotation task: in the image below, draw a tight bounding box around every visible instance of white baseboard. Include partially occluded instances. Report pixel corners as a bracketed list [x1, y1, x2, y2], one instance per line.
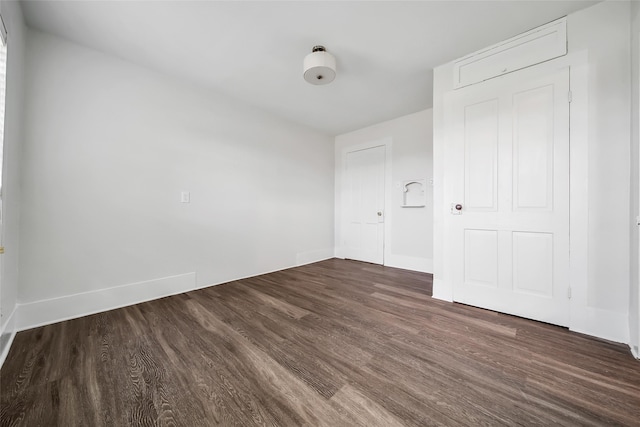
[11, 258, 631, 362]
[12, 250, 337, 334]
[296, 248, 335, 266]
[16, 272, 197, 332]
[631, 344, 639, 359]
[0, 306, 18, 369]
[384, 254, 433, 273]
[570, 307, 630, 345]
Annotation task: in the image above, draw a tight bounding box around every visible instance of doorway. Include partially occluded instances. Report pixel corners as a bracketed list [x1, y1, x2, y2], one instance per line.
[342, 144, 387, 265]
[447, 66, 571, 326]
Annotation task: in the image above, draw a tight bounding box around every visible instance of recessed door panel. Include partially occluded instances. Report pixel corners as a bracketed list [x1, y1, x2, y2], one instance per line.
[512, 231, 553, 297]
[464, 100, 499, 211]
[513, 85, 554, 211]
[464, 229, 498, 288]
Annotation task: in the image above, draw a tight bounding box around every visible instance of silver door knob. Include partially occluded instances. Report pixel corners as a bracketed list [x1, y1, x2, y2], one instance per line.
[377, 211, 382, 216]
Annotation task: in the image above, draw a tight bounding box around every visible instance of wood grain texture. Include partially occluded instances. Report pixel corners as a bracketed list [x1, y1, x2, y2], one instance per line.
[2, 258, 639, 426]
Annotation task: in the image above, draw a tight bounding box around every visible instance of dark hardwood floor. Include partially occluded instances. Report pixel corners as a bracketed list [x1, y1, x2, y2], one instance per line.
[1, 258, 639, 426]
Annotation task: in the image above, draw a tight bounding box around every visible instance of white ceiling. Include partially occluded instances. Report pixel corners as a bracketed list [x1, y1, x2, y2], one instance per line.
[20, 0, 598, 136]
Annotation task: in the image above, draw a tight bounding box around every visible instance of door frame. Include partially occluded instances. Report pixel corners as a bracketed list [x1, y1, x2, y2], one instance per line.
[336, 137, 393, 265]
[438, 53, 593, 337]
[636, 32, 640, 359]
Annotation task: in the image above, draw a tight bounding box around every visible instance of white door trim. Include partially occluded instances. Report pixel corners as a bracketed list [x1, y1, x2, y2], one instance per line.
[337, 137, 393, 265]
[635, 32, 640, 359]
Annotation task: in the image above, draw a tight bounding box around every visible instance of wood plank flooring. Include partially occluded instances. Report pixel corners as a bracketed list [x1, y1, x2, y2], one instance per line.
[1, 258, 639, 426]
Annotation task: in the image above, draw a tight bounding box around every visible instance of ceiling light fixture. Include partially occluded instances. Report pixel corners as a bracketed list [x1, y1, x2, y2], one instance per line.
[303, 45, 336, 85]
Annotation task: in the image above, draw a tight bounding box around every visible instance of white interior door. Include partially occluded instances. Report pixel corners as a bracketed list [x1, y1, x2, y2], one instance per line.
[449, 66, 570, 326]
[344, 145, 385, 264]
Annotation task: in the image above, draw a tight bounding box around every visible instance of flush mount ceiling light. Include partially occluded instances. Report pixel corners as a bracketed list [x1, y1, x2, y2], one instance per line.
[303, 45, 336, 85]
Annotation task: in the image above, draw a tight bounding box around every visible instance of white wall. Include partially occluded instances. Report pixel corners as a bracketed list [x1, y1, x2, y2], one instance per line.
[434, 1, 632, 343]
[335, 109, 433, 273]
[574, 0, 631, 330]
[16, 30, 335, 330]
[0, 0, 26, 365]
[630, 0, 640, 358]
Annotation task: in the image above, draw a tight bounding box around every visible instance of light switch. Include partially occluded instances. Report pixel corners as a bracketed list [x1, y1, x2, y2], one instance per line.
[181, 191, 190, 203]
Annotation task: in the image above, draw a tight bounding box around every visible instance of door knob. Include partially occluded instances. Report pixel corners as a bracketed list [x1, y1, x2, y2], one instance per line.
[455, 204, 462, 211]
[377, 211, 382, 216]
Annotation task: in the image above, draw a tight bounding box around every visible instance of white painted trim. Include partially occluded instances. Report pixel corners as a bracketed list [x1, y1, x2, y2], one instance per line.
[338, 137, 393, 266]
[0, 306, 17, 369]
[0, 304, 17, 337]
[565, 51, 594, 338]
[384, 254, 433, 273]
[382, 141, 394, 267]
[431, 278, 453, 302]
[296, 248, 334, 266]
[570, 307, 629, 344]
[634, 30, 640, 360]
[16, 272, 197, 331]
[436, 85, 458, 303]
[12, 250, 337, 334]
[0, 331, 16, 369]
[432, 64, 450, 303]
[637, 31, 640, 360]
[453, 17, 567, 89]
[632, 344, 639, 359]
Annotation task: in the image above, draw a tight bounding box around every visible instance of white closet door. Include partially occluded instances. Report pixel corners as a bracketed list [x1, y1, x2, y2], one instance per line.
[449, 66, 570, 326]
[344, 145, 385, 265]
